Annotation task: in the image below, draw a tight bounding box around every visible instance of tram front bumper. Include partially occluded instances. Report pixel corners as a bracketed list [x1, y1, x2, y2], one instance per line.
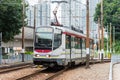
[33, 58, 66, 66]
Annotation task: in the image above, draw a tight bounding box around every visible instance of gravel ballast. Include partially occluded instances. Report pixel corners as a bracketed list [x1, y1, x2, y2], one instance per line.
[53, 63, 110, 80]
[0, 63, 110, 80]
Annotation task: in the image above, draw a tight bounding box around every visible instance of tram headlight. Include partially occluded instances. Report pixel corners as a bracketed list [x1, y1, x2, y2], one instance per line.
[35, 54, 40, 57]
[46, 55, 50, 58]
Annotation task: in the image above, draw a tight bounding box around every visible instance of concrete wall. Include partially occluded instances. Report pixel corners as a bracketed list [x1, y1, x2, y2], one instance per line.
[2, 39, 33, 48]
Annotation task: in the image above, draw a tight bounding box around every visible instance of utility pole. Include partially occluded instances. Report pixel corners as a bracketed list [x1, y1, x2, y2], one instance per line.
[101, 0, 104, 62]
[110, 23, 112, 54]
[0, 32, 2, 64]
[113, 26, 115, 54]
[98, 18, 101, 59]
[86, 0, 90, 69]
[107, 24, 109, 54]
[69, 0, 72, 66]
[22, 0, 25, 62]
[107, 24, 109, 58]
[33, 5, 36, 51]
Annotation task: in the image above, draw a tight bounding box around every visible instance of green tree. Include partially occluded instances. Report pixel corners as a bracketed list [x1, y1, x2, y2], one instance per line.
[94, 0, 120, 53]
[0, 0, 27, 42]
[94, 0, 120, 40]
[115, 40, 120, 53]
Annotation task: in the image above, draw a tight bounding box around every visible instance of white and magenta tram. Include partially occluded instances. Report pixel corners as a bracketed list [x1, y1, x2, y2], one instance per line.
[33, 26, 93, 67]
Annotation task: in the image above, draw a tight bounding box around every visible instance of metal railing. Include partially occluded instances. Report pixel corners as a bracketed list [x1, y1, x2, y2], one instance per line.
[1, 54, 33, 64]
[109, 54, 120, 80]
[111, 54, 120, 63]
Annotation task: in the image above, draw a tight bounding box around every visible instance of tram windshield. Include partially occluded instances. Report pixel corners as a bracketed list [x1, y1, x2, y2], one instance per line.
[35, 27, 53, 50]
[35, 32, 53, 49]
[35, 27, 62, 50]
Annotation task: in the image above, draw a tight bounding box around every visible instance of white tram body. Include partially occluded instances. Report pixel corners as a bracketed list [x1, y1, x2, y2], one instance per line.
[33, 26, 93, 67]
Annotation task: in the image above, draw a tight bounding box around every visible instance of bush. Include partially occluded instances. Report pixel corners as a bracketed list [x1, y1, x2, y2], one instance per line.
[25, 51, 33, 55]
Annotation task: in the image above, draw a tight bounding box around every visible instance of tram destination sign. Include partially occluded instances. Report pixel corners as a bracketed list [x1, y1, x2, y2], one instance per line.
[36, 27, 53, 33]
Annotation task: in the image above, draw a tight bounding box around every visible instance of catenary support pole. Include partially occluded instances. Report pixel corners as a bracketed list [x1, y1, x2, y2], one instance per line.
[0, 33, 2, 64]
[101, 0, 104, 62]
[98, 18, 101, 59]
[86, 0, 90, 69]
[22, 0, 25, 62]
[33, 5, 36, 52]
[110, 23, 112, 54]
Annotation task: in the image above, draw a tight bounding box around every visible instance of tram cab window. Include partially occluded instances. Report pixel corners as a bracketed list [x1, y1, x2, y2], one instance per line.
[35, 32, 52, 49]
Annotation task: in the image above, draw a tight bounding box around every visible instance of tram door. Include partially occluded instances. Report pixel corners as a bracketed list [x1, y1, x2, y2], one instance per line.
[65, 35, 72, 63]
[71, 36, 75, 60]
[80, 38, 82, 59]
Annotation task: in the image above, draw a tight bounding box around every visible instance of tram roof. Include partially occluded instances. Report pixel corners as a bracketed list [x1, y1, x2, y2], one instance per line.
[51, 26, 93, 40]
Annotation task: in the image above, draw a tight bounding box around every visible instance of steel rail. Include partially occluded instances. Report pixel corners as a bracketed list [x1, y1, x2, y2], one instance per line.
[46, 67, 68, 80]
[16, 68, 47, 80]
[0, 62, 32, 69]
[0, 65, 31, 74]
[15, 59, 110, 80]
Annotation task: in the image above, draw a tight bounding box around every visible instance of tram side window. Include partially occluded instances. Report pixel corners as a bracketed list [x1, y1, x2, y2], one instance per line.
[66, 35, 70, 49]
[78, 38, 81, 49]
[82, 39, 86, 49]
[75, 37, 77, 48]
[75, 38, 80, 49]
[71, 36, 75, 48]
[90, 40, 93, 49]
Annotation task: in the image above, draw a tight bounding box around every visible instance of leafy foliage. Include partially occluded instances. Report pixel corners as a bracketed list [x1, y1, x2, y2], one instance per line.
[103, 38, 107, 51]
[94, 0, 120, 53]
[25, 51, 33, 55]
[94, 0, 120, 40]
[0, 0, 27, 42]
[114, 40, 120, 53]
[94, 0, 120, 26]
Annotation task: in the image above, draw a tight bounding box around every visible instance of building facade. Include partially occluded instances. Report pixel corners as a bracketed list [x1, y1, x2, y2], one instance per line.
[89, 0, 100, 43]
[26, 0, 51, 27]
[26, 0, 84, 31]
[2, 27, 33, 54]
[26, 0, 101, 43]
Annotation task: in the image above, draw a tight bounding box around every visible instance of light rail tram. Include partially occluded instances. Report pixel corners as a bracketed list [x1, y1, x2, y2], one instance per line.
[33, 26, 93, 67]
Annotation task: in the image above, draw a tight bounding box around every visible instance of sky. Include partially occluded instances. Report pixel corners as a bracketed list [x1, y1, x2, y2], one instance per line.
[27, 0, 86, 5]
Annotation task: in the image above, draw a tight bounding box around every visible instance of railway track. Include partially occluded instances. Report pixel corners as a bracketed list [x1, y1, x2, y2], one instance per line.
[16, 67, 67, 80]
[16, 62, 95, 80]
[16, 59, 111, 80]
[0, 62, 32, 69]
[46, 59, 111, 80]
[0, 64, 32, 74]
[46, 67, 68, 80]
[16, 67, 47, 80]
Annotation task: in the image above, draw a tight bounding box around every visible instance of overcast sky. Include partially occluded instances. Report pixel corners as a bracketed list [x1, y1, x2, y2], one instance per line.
[27, 0, 86, 5]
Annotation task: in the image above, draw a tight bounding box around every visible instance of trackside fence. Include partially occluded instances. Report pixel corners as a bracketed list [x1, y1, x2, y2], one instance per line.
[1, 54, 33, 64]
[111, 54, 120, 63]
[109, 54, 120, 80]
